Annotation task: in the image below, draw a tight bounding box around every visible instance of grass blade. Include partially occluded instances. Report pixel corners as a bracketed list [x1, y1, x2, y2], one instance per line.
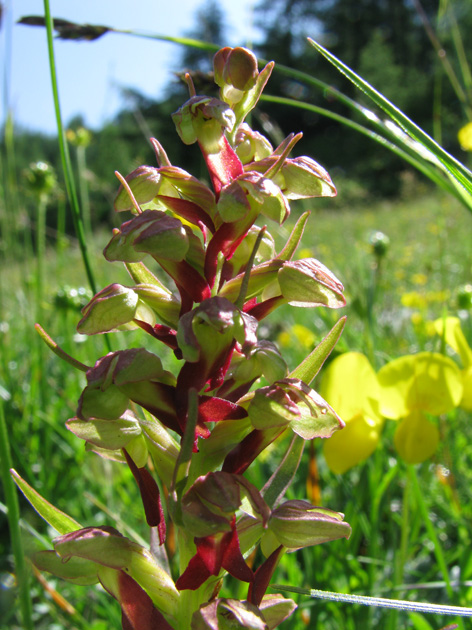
[272, 584, 472, 617]
[42, 1, 101, 297]
[260, 94, 468, 207]
[308, 38, 472, 204]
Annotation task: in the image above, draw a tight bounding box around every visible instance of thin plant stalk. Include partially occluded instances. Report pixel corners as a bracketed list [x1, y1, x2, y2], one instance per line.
[412, 0, 472, 120]
[0, 401, 33, 630]
[35, 193, 47, 319]
[42, 0, 98, 297]
[76, 144, 92, 238]
[42, 0, 111, 353]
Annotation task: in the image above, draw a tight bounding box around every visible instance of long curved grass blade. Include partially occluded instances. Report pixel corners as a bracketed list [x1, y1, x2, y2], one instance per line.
[308, 38, 472, 203]
[271, 584, 472, 617]
[261, 94, 468, 207]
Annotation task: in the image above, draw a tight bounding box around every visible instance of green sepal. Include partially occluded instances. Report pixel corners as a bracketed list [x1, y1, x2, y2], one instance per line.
[268, 500, 351, 550]
[66, 413, 142, 451]
[278, 259, 345, 308]
[277, 211, 310, 262]
[32, 550, 98, 585]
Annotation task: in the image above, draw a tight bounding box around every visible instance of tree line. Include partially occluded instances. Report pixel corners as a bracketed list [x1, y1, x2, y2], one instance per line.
[3, 0, 472, 239]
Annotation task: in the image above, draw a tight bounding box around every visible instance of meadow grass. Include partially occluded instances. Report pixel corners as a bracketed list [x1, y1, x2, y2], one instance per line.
[1, 185, 471, 629]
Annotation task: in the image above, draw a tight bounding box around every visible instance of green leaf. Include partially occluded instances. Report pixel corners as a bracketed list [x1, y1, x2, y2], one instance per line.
[289, 316, 346, 385]
[32, 550, 98, 585]
[407, 613, 434, 630]
[11, 469, 81, 534]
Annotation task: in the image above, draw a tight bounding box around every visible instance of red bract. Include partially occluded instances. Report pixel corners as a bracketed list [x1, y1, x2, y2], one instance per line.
[176, 516, 253, 591]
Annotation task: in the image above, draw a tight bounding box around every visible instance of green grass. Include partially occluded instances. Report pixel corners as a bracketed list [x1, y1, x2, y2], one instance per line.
[1, 186, 471, 629]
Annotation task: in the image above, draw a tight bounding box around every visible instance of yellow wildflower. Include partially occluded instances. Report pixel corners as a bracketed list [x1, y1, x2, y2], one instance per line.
[434, 317, 472, 411]
[458, 122, 472, 151]
[378, 352, 463, 464]
[320, 352, 383, 473]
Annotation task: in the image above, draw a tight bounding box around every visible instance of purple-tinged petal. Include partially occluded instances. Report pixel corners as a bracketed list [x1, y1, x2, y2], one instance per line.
[222, 427, 287, 475]
[157, 195, 215, 234]
[198, 396, 248, 423]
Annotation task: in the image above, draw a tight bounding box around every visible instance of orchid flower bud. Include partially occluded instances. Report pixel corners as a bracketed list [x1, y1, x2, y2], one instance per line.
[177, 297, 253, 364]
[266, 500, 351, 551]
[277, 258, 345, 308]
[248, 378, 344, 439]
[214, 48, 274, 130]
[173, 96, 243, 196]
[191, 598, 267, 630]
[77, 349, 178, 435]
[227, 341, 287, 387]
[114, 165, 162, 211]
[250, 151, 336, 199]
[173, 96, 236, 147]
[67, 411, 147, 463]
[214, 47, 259, 106]
[104, 210, 189, 263]
[77, 283, 157, 334]
[176, 472, 269, 591]
[234, 123, 273, 165]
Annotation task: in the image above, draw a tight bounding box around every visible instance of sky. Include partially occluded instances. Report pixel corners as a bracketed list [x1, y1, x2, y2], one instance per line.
[3, 0, 258, 134]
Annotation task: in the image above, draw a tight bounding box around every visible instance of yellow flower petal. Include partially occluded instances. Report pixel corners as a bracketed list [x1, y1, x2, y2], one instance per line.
[434, 316, 472, 368]
[394, 409, 439, 464]
[320, 352, 380, 421]
[291, 324, 316, 349]
[378, 352, 463, 418]
[458, 122, 472, 151]
[323, 413, 383, 474]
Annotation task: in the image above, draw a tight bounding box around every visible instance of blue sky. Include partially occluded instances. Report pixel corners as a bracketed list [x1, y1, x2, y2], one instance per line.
[3, 0, 257, 134]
